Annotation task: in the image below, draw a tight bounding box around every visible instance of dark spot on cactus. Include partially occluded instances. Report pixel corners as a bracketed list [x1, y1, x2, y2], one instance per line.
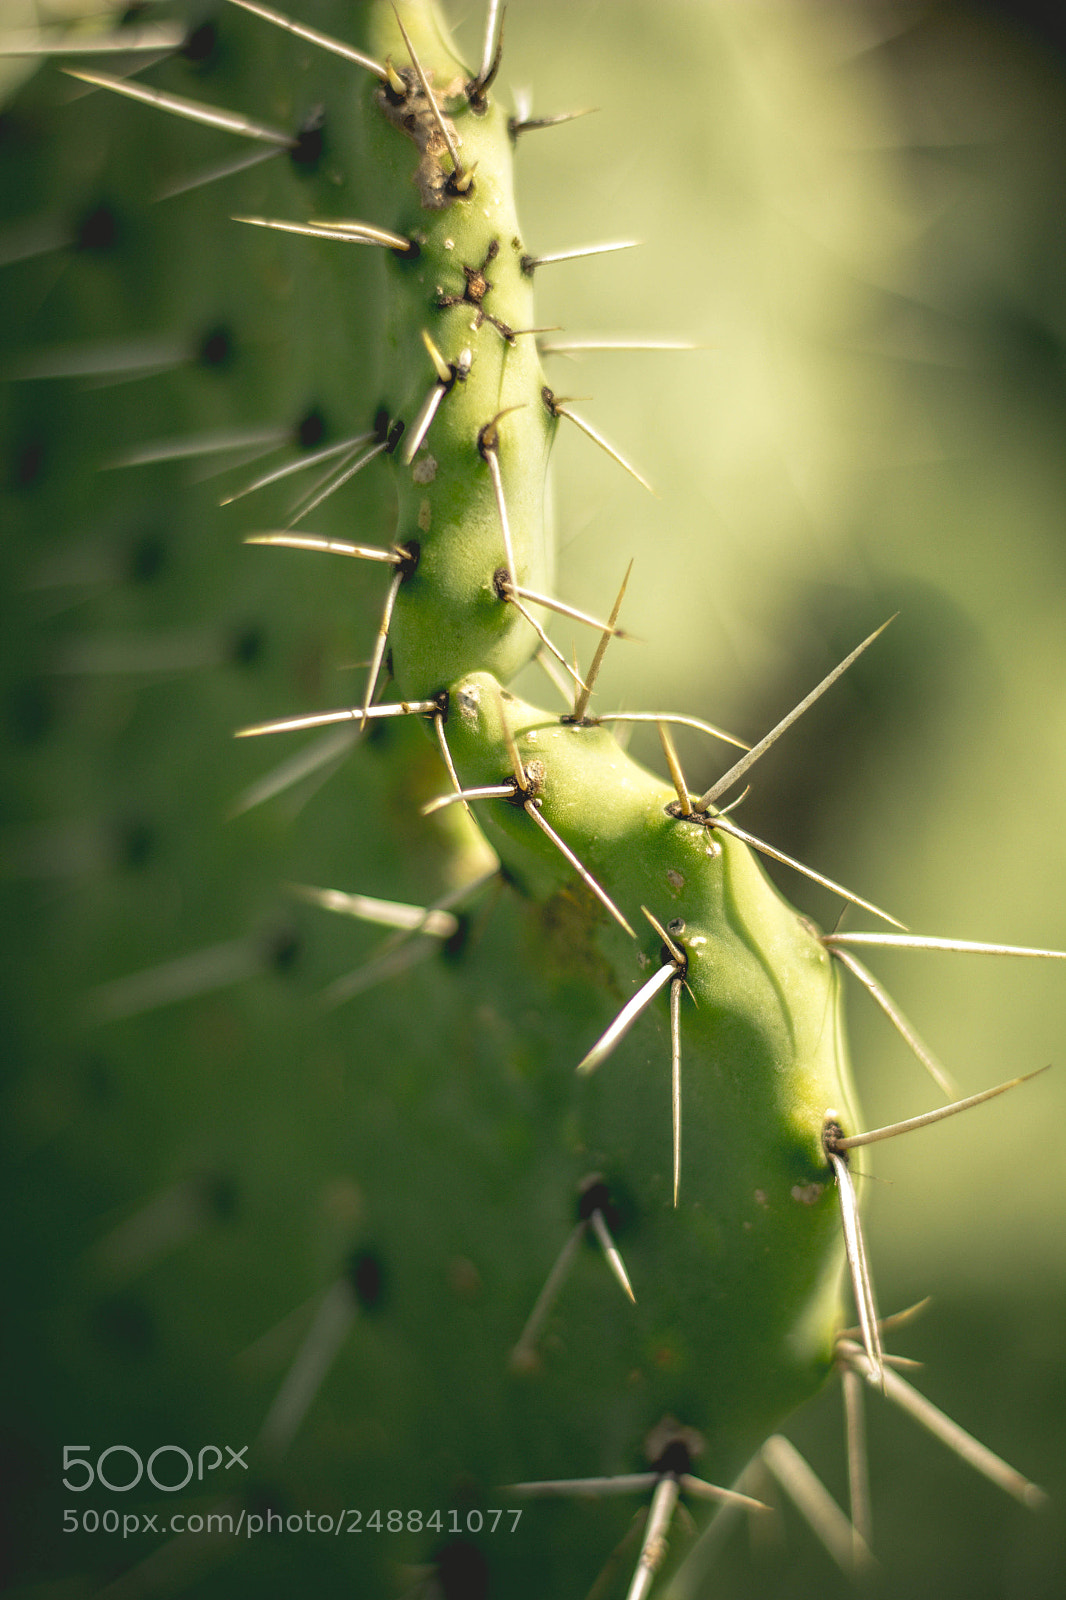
[668, 918, 685, 936]
[112, 816, 156, 871]
[7, 678, 54, 746]
[296, 408, 326, 450]
[505, 757, 545, 806]
[397, 539, 421, 580]
[821, 1118, 847, 1162]
[199, 1171, 238, 1221]
[363, 708, 392, 748]
[383, 70, 410, 112]
[74, 204, 117, 254]
[264, 926, 301, 975]
[181, 20, 217, 67]
[576, 1172, 632, 1236]
[665, 799, 713, 826]
[12, 437, 45, 489]
[290, 108, 325, 172]
[347, 1248, 386, 1312]
[92, 1294, 155, 1359]
[645, 1417, 704, 1476]
[228, 624, 265, 669]
[658, 935, 686, 975]
[197, 325, 233, 370]
[246, 1482, 289, 1522]
[433, 688, 451, 723]
[384, 417, 406, 454]
[126, 532, 167, 585]
[432, 1540, 489, 1600]
[442, 912, 471, 961]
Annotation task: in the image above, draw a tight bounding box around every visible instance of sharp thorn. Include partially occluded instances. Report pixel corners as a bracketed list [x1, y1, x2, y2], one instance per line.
[827, 944, 959, 1098]
[86, 938, 263, 1023]
[224, 0, 388, 80]
[421, 783, 516, 817]
[842, 1365, 873, 1555]
[506, 584, 633, 639]
[625, 1475, 681, 1600]
[227, 727, 358, 818]
[837, 1296, 934, 1346]
[1, 24, 184, 57]
[639, 905, 686, 968]
[712, 815, 905, 930]
[535, 645, 578, 710]
[678, 1476, 770, 1512]
[760, 1435, 877, 1580]
[289, 884, 459, 939]
[360, 568, 404, 729]
[658, 721, 693, 815]
[508, 1473, 658, 1498]
[288, 441, 389, 527]
[392, 6, 469, 186]
[826, 1145, 884, 1387]
[509, 1221, 586, 1372]
[506, 593, 587, 693]
[221, 432, 376, 506]
[831, 1066, 1049, 1151]
[555, 405, 653, 493]
[432, 712, 478, 826]
[577, 962, 677, 1075]
[236, 698, 435, 739]
[539, 335, 700, 354]
[590, 1208, 636, 1304]
[232, 215, 413, 252]
[255, 1279, 359, 1460]
[823, 932, 1066, 961]
[61, 68, 294, 146]
[7, 335, 186, 382]
[320, 935, 442, 1008]
[671, 977, 683, 1207]
[697, 618, 896, 809]
[244, 533, 401, 562]
[511, 107, 597, 137]
[524, 801, 635, 938]
[475, 0, 505, 95]
[838, 1339, 1048, 1509]
[482, 443, 518, 584]
[523, 240, 641, 272]
[572, 559, 633, 722]
[106, 425, 287, 470]
[597, 710, 749, 753]
[157, 145, 281, 202]
[402, 380, 447, 464]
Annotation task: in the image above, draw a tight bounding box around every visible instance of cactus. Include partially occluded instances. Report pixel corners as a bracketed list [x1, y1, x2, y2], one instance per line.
[3, 3, 1065, 1598]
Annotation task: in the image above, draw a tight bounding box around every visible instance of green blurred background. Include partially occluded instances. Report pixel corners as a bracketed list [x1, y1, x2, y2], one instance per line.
[2, 2, 1065, 1596]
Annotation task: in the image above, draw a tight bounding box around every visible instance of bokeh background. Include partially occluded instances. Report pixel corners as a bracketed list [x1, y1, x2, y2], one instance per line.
[3, 2, 1065, 1597]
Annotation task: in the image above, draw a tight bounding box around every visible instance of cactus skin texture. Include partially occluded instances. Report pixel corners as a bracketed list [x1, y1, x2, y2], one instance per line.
[3, 4, 1065, 1599]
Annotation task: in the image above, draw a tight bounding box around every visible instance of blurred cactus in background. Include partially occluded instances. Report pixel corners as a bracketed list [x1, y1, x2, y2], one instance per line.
[2, 4, 1065, 1598]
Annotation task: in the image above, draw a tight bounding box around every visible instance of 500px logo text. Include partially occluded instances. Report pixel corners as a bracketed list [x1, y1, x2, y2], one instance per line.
[63, 1445, 248, 1493]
